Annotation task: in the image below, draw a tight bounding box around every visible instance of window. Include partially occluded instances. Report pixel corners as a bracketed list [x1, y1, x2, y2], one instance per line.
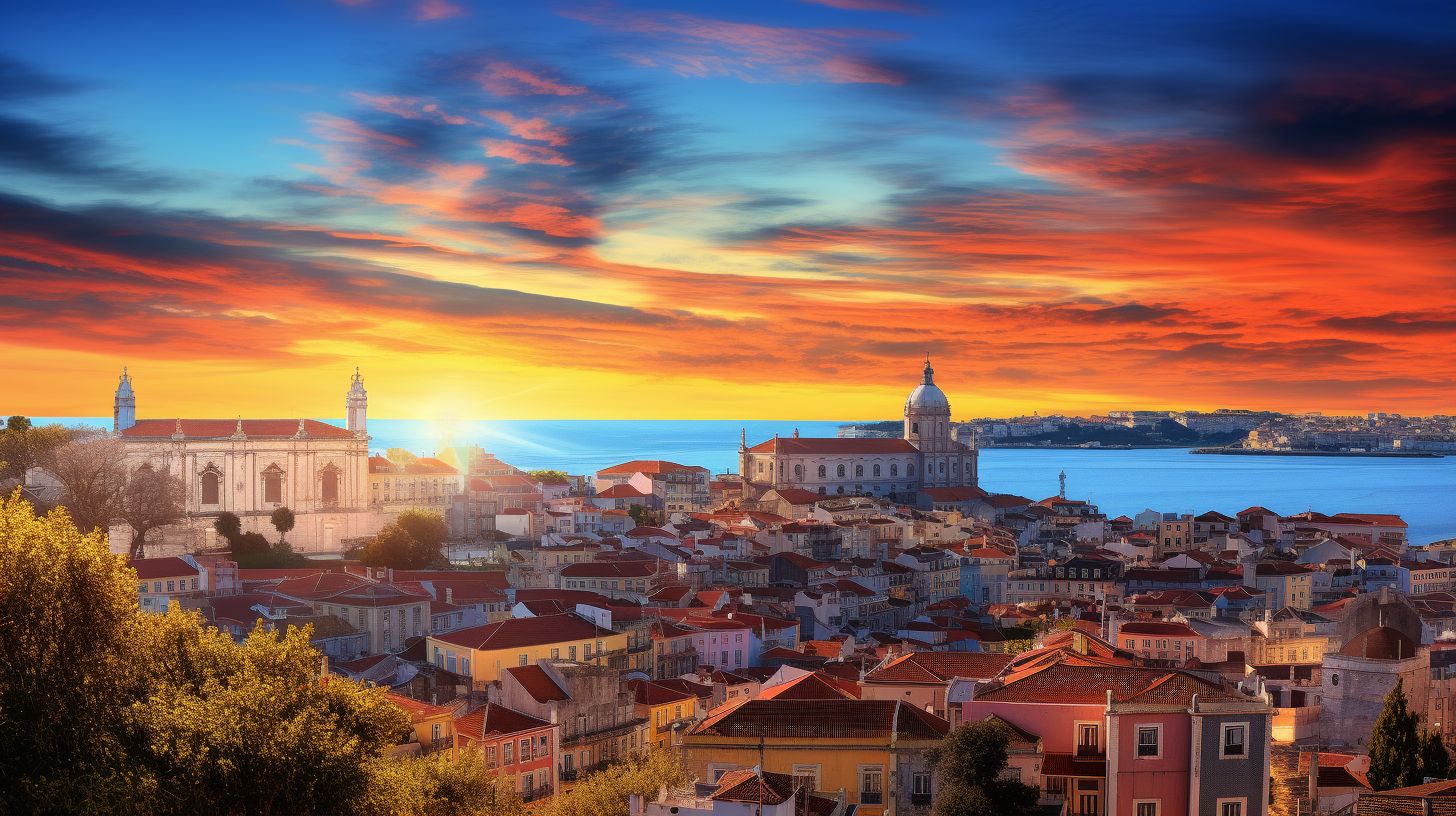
[503, 741, 514, 764]
[1136, 725, 1161, 758]
[817, 465, 826, 478]
[873, 465, 881, 477]
[1076, 723, 1099, 756]
[519, 738, 530, 760]
[1221, 723, 1247, 758]
[1135, 801, 1160, 816]
[519, 654, 528, 666]
[201, 469, 221, 504]
[320, 465, 340, 505]
[912, 772, 932, 795]
[794, 465, 803, 480]
[550, 648, 560, 660]
[791, 765, 820, 792]
[856, 465, 864, 477]
[890, 464, 898, 477]
[1218, 799, 1245, 816]
[262, 466, 283, 504]
[858, 766, 883, 805]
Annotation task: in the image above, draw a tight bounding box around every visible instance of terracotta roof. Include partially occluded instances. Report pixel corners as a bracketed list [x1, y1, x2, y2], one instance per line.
[431, 613, 617, 651]
[595, 484, 651, 499]
[384, 692, 452, 721]
[598, 459, 707, 476]
[767, 488, 823, 505]
[559, 560, 659, 579]
[712, 769, 796, 805]
[130, 556, 199, 580]
[691, 699, 948, 740]
[630, 678, 698, 706]
[758, 672, 860, 701]
[866, 651, 1015, 684]
[920, 486, 990, 501]
[745, 437, 918, 454]
[121, 418, 354, 439]
[455, 703, 552, 741]
[505, 665, 570, 703]
[1118, 621, 1202, 638]
[978, 652, 1244, 706]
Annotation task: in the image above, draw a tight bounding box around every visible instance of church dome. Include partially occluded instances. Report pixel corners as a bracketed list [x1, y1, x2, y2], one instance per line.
[906, 358, 950, 413]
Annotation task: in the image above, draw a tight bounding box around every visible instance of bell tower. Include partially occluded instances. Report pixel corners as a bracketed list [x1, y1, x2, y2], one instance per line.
[346, 367, 368, 436]
[113, 367, 136, 432]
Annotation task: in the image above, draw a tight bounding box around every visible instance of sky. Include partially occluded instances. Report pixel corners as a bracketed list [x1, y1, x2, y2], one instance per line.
[2, 0, 1454, 420]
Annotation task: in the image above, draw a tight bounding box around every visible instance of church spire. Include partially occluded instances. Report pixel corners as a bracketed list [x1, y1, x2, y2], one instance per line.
[346, 367, 368, 437]
[113, 366, 137, 432]
[922, 353, 934, 385]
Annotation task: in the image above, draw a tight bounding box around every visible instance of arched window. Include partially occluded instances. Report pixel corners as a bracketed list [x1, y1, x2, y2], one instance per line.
[855, 465, 863, 478]
[873, 464, 881, 478]
[320, 464, 340, 505]
[912, 422, 919, 434]
[201, 467, 221, 505]
[836, 486, 844, 494]
[953, 461, 959, 474]
[908, 464, 916, 477]
[794, 464, 803, 480]
[836, 464, 845, 478]
[890, 464, 899, 477]
[262, 465, 284, 504]
[817, 465, 826, 478]
[939, 461, 946, 474]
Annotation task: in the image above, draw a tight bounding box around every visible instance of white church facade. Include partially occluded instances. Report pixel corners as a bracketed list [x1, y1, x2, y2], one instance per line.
[738, 358, 978, 502]
[112, 368, 383, 554]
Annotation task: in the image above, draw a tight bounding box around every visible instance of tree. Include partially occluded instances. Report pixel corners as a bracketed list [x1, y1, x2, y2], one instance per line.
[1369, 678, 1424, 790]
[627, 504, 655, 528]
[931, 720, 1040, 816]
[384, 448, 418, 467]
[270, 506, 296, 545]
[358, 749, 524, 816]
[361, 522, 433, 570]
[542, 750, 688, 816]
[1422, 729, 1452, 782]
[45, 433, 128, 534]
[527, 469, 570, 484]
[213, 512, 242, 544]
[1, 489, 477, 816]
[397, 508, 447, 566]
[0, 418, 73, 488]
[120, 465, 186, 559]
[0, 490, 142, 813]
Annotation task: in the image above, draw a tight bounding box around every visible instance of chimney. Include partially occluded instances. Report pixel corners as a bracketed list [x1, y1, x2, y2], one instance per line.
[445, 587, 454, 605]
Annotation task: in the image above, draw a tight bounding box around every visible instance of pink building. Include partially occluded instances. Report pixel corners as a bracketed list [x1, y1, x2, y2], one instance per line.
[955, 634, 1273, 816]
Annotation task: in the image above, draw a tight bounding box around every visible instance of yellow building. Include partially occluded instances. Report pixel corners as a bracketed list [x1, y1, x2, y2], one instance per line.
[682, 698, 948, 816]
[385, 693, 456, 758]
[426, 612, 628, 689]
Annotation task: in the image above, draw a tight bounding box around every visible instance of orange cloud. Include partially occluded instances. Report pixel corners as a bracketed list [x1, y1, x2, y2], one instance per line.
[482, 138, 572, 166]
[476, 61, 588, 97]
[482, 110, 569, 146]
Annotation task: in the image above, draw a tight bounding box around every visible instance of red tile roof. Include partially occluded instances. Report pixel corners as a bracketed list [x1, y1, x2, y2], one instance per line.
[129, 556, 199, 580]
[594, 484, 651, 499]
[598, 459, 708, 476]
[745, 437, 918, 455]
[121, 418, 354, 439]
[865, 651, 1015, 684]
[711, 769, 797, 805]
[691, 699, 947, 740]
[505, 665, 570, 703]
[758, 671, 859, 701]
[384, 692, 452, 721]
[455, 703, 552, 741]
[431, 613, 616, 651]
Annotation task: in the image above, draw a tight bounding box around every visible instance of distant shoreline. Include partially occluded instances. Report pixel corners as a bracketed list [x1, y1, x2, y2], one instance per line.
[1191, 447, 1444, 459]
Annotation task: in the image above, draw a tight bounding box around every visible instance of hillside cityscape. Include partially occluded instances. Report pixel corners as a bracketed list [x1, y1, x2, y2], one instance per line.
[4, 363, 1455, 815]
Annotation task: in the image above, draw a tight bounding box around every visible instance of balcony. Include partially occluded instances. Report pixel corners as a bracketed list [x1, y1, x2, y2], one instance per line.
[521, 784, 554, 803]
[911, 793, 932, 807]
[860, 790, 884, 805]
[428, 737, 453, 754]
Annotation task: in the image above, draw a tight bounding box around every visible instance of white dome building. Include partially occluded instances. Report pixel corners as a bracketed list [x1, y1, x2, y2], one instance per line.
[739, 357, 978, 503]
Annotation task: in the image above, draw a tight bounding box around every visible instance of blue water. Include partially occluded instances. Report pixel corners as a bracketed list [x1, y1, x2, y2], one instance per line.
[29, 417, 1456, 544]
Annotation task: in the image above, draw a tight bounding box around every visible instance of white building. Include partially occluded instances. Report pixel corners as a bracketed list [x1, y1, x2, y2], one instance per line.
[739, 358, 977, 501]
[112, 367, 383, 554]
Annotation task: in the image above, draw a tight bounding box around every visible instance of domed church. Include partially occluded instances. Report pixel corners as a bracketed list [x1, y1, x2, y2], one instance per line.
[738, 357, 978, 502]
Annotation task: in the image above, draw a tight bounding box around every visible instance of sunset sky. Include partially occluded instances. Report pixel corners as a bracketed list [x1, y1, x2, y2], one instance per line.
[3, 0, 1454, 420]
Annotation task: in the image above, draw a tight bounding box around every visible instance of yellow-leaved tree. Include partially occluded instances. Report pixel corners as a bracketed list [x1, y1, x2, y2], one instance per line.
[0, 490, 521, 816]
[541, 750, 690, 816]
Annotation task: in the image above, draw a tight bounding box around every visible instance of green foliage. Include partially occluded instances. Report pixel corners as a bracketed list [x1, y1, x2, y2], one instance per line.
[385, 448, 419, 467]
[542, 751, 688, 816]
[627, 504, 656, 527]
[1421, 730, 1452, 782]
[0, 419, 74, 486]
[0, 490, 493, 816]
[1369, 678, 1424, 790]
[931, 721, 1040, 816]
[214, 512, 242, 543]
[271, 506, 297, 542]
[231, 531, 272, 557]
[359, 749, 524, 816]
[527, 469, 570, 484]
[363, 515, 446, 570]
